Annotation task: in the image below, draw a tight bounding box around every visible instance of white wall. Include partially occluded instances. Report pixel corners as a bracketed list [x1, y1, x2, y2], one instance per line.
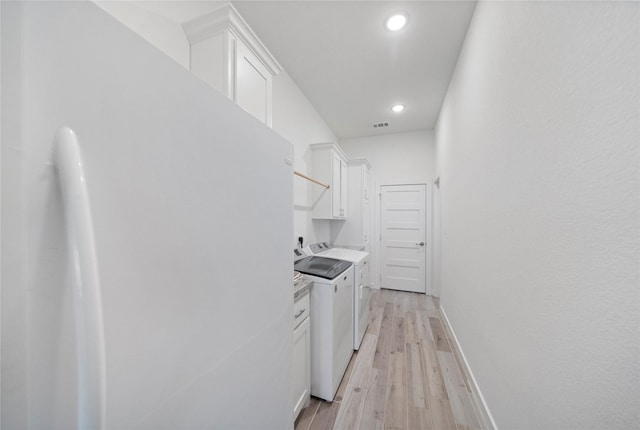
[272, 71, 338, 247]
[0, 4, 2, 420]
[94, 1, 190, 68]
[341, 130, 435, 186]
[92, 1, 337, 249]
[435, 1, 639, 429]
[340, 130, 435, 291]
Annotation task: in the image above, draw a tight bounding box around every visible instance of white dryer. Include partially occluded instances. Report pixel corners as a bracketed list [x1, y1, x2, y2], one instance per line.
[293, 248, 354, 402]
[306, 242, 371, 350]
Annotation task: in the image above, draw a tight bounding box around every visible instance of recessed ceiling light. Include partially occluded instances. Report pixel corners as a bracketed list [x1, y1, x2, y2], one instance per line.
[392, 104, 405, 113]
[386, 13, 408, 31]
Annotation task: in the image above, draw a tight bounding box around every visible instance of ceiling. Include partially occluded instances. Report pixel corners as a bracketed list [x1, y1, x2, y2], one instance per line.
[135, 1, 477, 140]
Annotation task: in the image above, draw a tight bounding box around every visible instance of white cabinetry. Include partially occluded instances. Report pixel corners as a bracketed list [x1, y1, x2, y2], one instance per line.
[311, 143, 348, 220]
[332, 159, 373, 251]
[293, 292, 311, 418]
[182, 4, 282, 126]
[362, 164, 371, 201]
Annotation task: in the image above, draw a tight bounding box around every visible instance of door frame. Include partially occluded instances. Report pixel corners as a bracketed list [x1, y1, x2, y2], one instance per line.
[432, 177, 441, 297]
[377, 182, 433, 295]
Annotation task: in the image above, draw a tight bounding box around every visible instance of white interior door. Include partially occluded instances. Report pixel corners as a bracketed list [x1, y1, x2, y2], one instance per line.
[380, 184, 426, 293]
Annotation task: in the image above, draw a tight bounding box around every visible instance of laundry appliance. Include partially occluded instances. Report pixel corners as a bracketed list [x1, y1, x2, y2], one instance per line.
[293, 248, 353, 402]
[306, 242, 371, 350]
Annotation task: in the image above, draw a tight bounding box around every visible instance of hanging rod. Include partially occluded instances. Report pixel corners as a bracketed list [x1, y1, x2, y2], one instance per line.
[294, 170, 330, 189]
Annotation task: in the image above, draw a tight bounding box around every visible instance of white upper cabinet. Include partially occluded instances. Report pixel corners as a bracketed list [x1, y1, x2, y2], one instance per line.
[235, 41, 271, 123]
[332, 153, 348, 219]
[311, 143, 349, 220]
[182, 3, 282, 126]
[332, 159, 373, 251]
[362, 165, 370, 201]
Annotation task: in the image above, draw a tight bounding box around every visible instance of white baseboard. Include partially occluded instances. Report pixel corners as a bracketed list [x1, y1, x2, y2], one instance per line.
[439, 305, 498, 430]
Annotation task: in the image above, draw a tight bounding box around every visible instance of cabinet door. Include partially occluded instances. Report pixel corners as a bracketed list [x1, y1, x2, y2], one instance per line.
[358, 261, 372, 345]
[363, 199, 370, 250]
[293, 316, 310, 418]
[332, 153, 342, 218]
[340, 159, 348, 218]
[333, 269, 354, 389]
[362, 166, 370, 201]
[235, 39, 272, 125]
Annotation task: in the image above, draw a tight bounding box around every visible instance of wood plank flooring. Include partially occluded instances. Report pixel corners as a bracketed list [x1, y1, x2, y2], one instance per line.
[295, 289, 484, 430]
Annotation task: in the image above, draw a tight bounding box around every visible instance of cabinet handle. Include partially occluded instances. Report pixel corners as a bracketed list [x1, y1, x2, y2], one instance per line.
[416, 242, 425, 246]
[294, 309, 305, 319]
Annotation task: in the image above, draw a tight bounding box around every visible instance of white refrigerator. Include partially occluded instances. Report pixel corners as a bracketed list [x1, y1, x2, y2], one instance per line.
[1, 2, 294, 429]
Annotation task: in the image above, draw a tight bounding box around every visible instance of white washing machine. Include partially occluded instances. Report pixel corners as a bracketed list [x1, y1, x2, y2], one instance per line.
[306, 242, 371, 350]
[293, 248, 354, 402]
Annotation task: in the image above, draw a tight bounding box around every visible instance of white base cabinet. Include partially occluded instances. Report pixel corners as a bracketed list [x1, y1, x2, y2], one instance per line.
[293, 293, 311, 419]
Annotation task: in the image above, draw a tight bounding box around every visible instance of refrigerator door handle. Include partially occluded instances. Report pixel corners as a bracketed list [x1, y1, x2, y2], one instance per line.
[54, 127, 106, 430]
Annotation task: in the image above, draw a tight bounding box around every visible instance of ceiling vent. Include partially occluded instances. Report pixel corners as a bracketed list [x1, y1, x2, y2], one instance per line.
[373, 122, 389, 128]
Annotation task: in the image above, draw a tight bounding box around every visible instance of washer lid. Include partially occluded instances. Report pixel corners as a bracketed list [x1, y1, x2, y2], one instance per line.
[294, 256, 352, 280]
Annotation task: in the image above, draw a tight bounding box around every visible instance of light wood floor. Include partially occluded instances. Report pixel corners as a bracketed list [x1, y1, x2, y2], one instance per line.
[295, 289, 485, 430]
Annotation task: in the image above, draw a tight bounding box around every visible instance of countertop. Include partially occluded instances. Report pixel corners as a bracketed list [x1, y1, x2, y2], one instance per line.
[294, 275, 312, 302]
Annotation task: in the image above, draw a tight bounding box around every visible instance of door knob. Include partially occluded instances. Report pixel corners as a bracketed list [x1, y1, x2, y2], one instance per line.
[417, 242, 425, 246]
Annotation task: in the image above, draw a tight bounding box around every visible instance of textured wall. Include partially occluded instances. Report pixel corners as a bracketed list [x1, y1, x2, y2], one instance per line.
[271, 70, 338, 248]
[94, 1, 191, 68]
[435, 1, 639, 428]
[341, 130, 435, 186]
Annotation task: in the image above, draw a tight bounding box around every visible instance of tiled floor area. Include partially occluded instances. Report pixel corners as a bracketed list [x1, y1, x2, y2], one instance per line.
[295, 289, 485, 430]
